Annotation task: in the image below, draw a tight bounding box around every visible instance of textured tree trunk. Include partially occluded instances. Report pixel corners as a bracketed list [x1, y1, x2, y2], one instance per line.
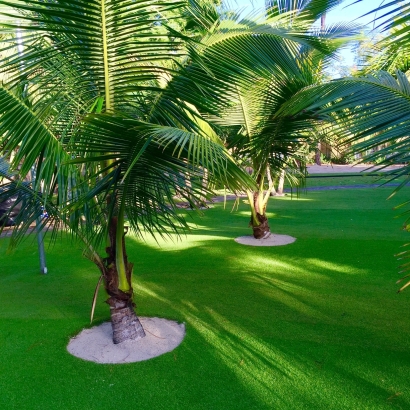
[249, 173, 271, 239]
[315, 142, 322, 166]
[107, 296, 145, 344]
[251, 212, 271, 239]
[99, 217, 145, 344]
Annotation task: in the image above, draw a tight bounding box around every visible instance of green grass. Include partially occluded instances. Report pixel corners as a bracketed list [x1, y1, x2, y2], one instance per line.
[305, 173, 408, 189]
[1, 186, 410, 409]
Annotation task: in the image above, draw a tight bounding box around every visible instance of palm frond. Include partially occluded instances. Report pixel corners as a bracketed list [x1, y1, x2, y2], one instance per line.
[267, 0, 344, 22]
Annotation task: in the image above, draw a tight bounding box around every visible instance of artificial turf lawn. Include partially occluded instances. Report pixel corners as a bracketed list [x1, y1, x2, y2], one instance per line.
[305, 171, 407, 189]
[1, 184, 410, 409]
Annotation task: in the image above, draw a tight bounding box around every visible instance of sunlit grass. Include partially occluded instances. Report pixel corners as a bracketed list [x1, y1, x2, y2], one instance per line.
[1, 185, 410, 409]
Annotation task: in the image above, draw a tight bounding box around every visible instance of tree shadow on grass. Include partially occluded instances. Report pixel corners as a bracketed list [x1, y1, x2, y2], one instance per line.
[123, 230, 410, 409]
[1, 190, 410, 409]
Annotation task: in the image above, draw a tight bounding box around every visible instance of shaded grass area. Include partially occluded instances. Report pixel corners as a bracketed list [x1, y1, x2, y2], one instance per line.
[1, 187, 410, 409]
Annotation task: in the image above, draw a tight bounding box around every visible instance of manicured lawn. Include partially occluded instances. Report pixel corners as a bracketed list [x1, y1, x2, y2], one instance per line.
[1, 185, 410, 409]
[306, 173, 388, 188]
[305, 171, 407, 189]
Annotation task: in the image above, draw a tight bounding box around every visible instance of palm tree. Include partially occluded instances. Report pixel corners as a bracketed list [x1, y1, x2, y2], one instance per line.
[204, 0, 361, 238]
[0, 0, 258, 344]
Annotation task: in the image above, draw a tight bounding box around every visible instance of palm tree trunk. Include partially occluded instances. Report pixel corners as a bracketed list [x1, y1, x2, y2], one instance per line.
[276, 169, 285, 196]
[247, 172, 271, 239]
[266, 166, 277, 196]
[99, 216, 145, 344]
[315, 142, 322, 166]
[251, 206, 270, 239]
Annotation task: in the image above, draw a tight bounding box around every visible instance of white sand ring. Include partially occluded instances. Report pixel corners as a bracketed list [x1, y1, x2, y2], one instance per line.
[67, 317, 185, 364]
[235, 234, 296, 246]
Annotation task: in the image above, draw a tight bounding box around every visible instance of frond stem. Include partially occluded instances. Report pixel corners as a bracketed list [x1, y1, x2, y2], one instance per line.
[101, 0, 111, 111]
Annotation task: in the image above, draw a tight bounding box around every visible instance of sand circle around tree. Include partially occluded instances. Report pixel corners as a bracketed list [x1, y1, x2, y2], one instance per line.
[234, 234, 296, 246]
[67, 317, 185, 364]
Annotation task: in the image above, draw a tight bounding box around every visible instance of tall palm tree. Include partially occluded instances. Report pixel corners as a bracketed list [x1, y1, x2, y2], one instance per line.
[0, 0, 258, 344]
[204, 0, 361, 238]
